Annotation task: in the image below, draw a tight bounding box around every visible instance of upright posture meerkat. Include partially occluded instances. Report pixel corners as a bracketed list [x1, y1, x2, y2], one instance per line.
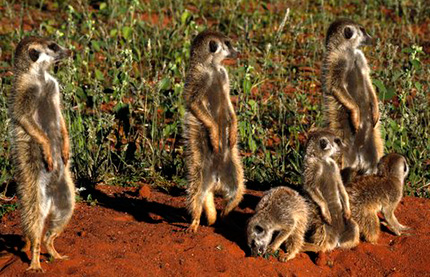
[183, 31, 244, 232]
[346, 153, 409, 243]
[322, 19, 384, 176]
[302, 128, 359, 252]
[247, 187, 309, 262]
[8, 37, 74, 272]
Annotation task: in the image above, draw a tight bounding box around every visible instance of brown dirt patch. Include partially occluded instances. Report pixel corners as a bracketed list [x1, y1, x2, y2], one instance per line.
[1, 185, 430, 276]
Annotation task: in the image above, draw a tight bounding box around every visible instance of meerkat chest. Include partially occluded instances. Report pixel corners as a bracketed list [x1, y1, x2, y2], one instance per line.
[34, 72, 62, 130]
[205, 68, 231, 117]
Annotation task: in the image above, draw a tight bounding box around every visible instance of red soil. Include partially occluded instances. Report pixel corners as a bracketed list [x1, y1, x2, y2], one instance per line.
[1, 184, 430, 276]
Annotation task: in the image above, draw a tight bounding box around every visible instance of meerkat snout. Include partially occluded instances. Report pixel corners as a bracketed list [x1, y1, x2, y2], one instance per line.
[247, 222, 272, 256]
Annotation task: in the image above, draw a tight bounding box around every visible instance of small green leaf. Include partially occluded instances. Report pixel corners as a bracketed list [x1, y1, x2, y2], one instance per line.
[99, 2, 107, 10]
[122, 26, 132, 39]
[95, 69, 104, 81]
[110, 28, 118, 37]
[158, 78, 171, 91]
[411, 59, 421, 70]
[181, 10, 191, 24]
[91, 41, 101, 52]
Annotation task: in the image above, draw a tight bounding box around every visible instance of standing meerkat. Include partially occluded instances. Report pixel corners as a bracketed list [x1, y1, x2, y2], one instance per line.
[183, 30, 244, 232]
[8, 37, 74, 272]
[346, 153, 410, 243]
[322, 18, 384, 177]
[247, 187, 309, 262]
[301, 128, 359, 252]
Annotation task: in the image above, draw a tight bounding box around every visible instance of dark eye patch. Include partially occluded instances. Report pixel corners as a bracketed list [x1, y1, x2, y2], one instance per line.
[225, 40, 231, 48]
[254, 225, 264, 234]
[319, 138, 329, 150]
[334, 138, 342, 146]
[344, 26, 354, 39]
[209, 40, 218, 53]
[48, 43, 60, 52]
[29, 48, 40, 62]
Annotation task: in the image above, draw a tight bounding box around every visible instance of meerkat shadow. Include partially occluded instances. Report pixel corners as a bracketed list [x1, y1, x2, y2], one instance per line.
[0, 234, 30, 272]
[212, 192, 266, 253]
[79, 185, 189, 225]
[213, 210, 253, 253]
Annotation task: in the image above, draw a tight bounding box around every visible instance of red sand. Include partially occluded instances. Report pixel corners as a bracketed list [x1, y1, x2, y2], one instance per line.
[1, 184, 430, 276]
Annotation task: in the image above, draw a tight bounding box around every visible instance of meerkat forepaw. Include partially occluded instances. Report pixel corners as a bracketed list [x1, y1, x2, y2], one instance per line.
[279, 252, 295, 262]
[62, 148, 69, 165]
[344, 208, 351, 220]
[351, 111, 360, 132]
[322, 210, 332, 225]
[45, 155, 54, 172]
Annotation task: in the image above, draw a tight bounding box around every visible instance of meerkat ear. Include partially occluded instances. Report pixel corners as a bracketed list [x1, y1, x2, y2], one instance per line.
[209, 40, 218, 53]
[344, 26, 354, 39]
[319, 138, 329, 150]
[29, 48, 40, 62]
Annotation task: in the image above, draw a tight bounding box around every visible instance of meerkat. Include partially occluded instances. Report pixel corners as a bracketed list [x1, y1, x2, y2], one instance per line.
[322, 18, 384, 177]
[183, 30, 244, 232]
[346, 153, 410, 243]
[301, 128, 359, 252]
[247, 186, 309, 262]
[8, 37, 75, 272]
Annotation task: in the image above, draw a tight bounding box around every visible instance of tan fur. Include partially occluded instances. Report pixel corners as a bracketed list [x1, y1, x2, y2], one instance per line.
[301, 128, 359, 252]
[183, 31, 244, 232]
[322, 19, 384, 176]
[247, 187, 309, 262]
[346, 153, 409, 243]
[8, 37, 74, 272]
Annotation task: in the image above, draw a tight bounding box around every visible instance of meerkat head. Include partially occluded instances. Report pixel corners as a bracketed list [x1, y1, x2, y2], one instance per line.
[306, 128, 345, 159]
[190, 30, 238, 66]
[14, 36, 72, 73]
[247, 217, 273, 257]
[325, 19, 373, 50]
[377, 153, 409, 181]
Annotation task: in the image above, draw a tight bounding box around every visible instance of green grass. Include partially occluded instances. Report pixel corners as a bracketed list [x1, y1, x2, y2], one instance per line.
[0, 0, 428, 199]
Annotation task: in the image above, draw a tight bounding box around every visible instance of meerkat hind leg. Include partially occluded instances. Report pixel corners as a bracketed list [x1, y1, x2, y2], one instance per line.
[44, 174, 74, 260]
[187, 166, 214, 232]
[220, 153, 244, 218]
[360, 212, 380, 243]
[23, 174, 49, 272]
[339, 219, 359, 249]
[381, 205, 410, 236]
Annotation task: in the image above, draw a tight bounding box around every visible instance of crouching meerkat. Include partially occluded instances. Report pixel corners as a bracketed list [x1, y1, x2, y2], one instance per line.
[8, 37, 74, 272]
[183, 30, 245, 232]
[346, 153, 410, 243]
[301, 128, 359, 252]
[322, 19, 384, 177]
[247, 187, 309, 262]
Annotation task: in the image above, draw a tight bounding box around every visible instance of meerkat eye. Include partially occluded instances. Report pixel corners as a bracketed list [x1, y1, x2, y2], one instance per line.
[29, 48, 40, 62]
[344, 26, 354, 39]
[225, 40, 231, 48]
[254, 225, 264, 234]
[334, 138, 342, 146]
[319, 138, 329, 150]
[48, 43, 60, 52]
[359, 27, 366, 35]
[209, 40, 218, 53]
